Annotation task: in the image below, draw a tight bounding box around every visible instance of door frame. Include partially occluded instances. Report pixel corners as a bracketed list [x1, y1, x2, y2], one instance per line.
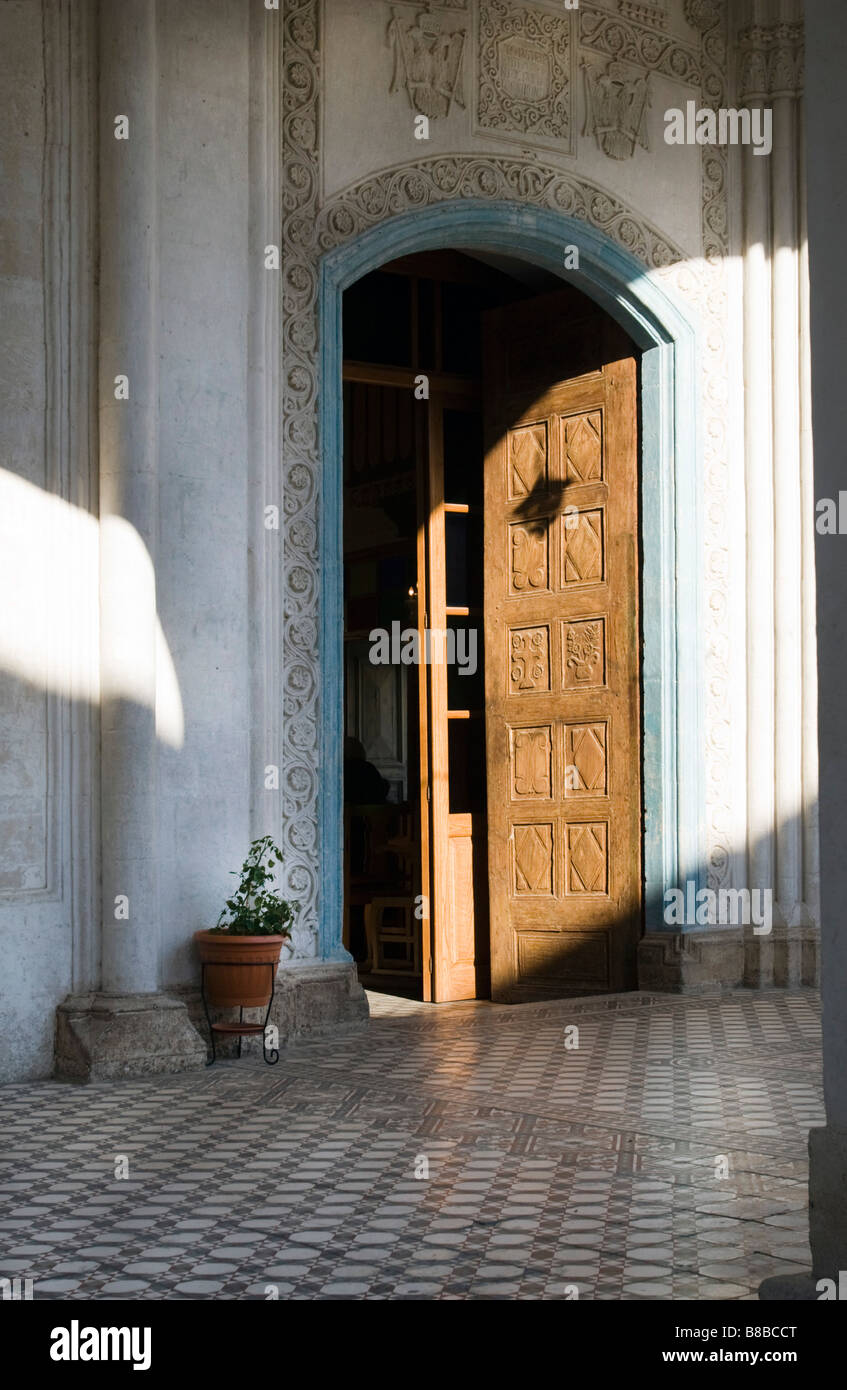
[319, 200, 705, 964]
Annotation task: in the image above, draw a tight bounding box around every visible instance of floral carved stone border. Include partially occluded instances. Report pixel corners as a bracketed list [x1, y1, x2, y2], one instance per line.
[281, 1, 731, 957]
[315, 159, 685, 265]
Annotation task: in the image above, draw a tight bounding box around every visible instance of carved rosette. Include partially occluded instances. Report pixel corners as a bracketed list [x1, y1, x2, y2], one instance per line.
[684, 0, 721, 31]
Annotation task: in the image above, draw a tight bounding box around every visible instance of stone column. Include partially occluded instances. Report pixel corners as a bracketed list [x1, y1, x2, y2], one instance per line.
[55, 0, 204, 1078]
[771, 83, 803, 936]
[804, 0, 847, 1283]
[740, 85, 775, 981]
[797, 97, 820, 965]
[97, 0, 159, 996]
[762, 0, 847, 1295]
[738, 8, 816, 988]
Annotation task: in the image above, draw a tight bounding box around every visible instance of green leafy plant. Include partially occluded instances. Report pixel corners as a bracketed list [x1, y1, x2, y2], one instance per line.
[209, 836, 297, 937]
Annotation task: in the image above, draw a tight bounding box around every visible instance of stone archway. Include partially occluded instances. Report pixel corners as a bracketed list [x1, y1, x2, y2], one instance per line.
[280, 185, 707, 964]
[277, 0, 735, 985]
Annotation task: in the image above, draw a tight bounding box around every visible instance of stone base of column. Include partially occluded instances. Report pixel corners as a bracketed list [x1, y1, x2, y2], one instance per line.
[758, 1273, 819, 1299]
[182, 959, 369, 1061]
[758, 1124, 847, 1301]
[54, 993, 207, 1081]
[808, 1123, 847, 1278]
[638, 930, 743, 993]
[637, 926, 819, 992]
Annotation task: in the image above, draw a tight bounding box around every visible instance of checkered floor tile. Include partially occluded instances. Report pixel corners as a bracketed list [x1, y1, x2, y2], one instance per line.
[0, 989, 822, 1300]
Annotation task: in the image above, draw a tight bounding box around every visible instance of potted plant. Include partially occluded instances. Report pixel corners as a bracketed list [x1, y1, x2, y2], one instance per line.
[194, 836, 296, 1012]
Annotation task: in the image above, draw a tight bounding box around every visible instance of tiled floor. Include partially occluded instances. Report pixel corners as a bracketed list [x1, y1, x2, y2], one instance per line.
[0, 989, 823, 1300]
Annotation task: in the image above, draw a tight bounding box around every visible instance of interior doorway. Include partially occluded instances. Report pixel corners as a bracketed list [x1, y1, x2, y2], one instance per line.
[341, 250, 642, 1003]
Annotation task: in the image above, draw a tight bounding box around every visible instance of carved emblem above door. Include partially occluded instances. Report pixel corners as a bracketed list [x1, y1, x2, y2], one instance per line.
[475, 0, 576, 154]
[387, 7, 467, 119]
[583, 58, 651, 160]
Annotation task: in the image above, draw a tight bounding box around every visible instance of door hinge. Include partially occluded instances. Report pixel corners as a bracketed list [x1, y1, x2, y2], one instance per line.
[429, 956, 434, 976]
[426, 784, 431, 802]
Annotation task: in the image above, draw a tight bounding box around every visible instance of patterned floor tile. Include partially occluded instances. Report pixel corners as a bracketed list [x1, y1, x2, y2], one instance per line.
[0, 988, 822, 1300]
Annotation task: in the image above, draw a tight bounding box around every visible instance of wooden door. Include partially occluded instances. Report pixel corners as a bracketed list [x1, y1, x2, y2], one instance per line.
[427, 397, 490, 1002]
[483, 291, 641, 1001]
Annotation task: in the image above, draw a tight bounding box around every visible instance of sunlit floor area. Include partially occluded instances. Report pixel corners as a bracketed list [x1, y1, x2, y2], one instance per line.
[0, 989, 822, 1300]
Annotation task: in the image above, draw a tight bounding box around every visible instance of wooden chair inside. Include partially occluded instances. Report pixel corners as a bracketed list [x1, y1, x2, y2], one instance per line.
[364, 897, 420, 975]
[343, 804, 418, 972]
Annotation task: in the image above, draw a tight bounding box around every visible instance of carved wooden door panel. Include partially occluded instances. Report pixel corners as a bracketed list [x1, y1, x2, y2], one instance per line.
[483, 291, 641, 1001]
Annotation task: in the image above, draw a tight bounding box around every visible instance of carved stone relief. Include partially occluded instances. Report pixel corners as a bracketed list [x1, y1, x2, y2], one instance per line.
[475, 0, 576, 154]
[387, 6, 467, 119]
[583, 56, 650, 160]
[618, 0, 667, 29]
[581, 6, 701, 90]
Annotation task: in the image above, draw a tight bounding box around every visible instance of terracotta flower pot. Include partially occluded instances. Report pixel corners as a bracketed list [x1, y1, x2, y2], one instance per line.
[194, 931, 286, 1008]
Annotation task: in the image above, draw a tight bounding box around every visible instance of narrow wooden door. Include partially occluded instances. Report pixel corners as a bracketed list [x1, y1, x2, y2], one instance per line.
[483, 291, 641, 1001]
[427, 397, 489, 1002]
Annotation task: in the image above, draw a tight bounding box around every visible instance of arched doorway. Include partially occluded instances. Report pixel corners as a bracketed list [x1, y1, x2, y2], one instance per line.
[318, 202, 705, 998]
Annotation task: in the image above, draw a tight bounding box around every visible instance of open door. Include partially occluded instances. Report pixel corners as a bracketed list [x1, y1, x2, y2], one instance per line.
[426, 396, 490, 1002]
[483, 290, 641, 1002]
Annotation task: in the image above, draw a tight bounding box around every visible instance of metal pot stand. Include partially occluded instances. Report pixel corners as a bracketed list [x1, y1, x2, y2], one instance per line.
[200, 961, 280, 1065]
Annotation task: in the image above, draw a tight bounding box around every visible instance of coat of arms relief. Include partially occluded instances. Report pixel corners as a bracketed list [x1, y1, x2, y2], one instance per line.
[387, 7, 467, 119]
[582, 58, 651, 160]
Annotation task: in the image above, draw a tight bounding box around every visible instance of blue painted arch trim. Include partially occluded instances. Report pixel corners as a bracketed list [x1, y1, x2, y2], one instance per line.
[317, 199, 705, 961]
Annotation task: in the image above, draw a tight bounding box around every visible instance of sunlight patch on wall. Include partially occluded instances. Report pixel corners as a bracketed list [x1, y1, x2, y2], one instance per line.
[0, 469, 184, 748]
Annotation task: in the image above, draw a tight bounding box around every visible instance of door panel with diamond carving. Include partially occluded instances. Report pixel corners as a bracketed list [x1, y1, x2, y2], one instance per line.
[483, 291, 641, 1000]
